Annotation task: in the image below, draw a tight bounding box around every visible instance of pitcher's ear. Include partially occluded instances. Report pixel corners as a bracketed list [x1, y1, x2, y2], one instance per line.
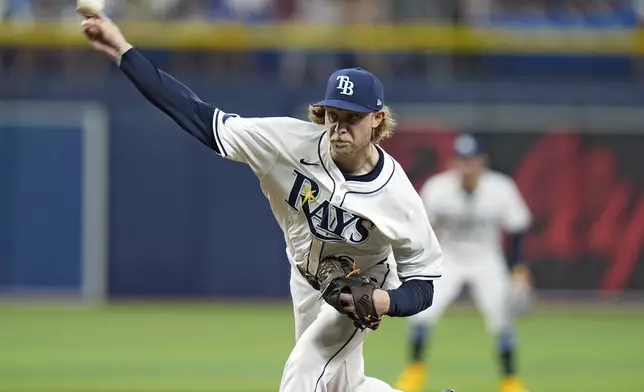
[372, 110, 384, 128]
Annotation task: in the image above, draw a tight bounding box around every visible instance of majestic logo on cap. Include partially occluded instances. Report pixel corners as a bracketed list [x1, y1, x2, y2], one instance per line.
[336, 76, 354, 96]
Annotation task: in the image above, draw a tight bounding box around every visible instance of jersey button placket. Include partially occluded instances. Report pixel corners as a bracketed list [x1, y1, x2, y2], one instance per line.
[334, 184, 344, 203]
[333, 187, 343, 204]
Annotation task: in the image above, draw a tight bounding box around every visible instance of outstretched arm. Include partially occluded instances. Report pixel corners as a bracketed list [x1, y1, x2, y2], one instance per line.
[118, 48, 218, 151]
[78, 9, 288, 179]
[79, 10, 218, 151]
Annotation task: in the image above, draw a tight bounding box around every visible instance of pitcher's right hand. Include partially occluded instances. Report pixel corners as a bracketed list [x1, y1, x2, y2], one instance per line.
[78, 9, 132, 63]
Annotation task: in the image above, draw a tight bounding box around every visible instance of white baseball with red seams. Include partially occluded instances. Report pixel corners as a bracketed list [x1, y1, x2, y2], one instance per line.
[77, 0, 104, 13]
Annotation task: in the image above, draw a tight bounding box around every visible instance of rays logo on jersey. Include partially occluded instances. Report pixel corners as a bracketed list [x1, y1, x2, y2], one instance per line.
[285, 170, 374, 244]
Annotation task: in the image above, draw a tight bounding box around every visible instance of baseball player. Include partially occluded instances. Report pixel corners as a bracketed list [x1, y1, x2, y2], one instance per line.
[79, 10, 445, 392]
[395, 134, 533, 392]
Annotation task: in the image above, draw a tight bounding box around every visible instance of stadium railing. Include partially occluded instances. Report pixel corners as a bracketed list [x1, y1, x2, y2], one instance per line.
[1, 21, 644, 54]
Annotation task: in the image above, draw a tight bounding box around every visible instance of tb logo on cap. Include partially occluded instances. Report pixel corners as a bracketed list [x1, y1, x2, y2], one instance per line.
[336, 76, 354, 96]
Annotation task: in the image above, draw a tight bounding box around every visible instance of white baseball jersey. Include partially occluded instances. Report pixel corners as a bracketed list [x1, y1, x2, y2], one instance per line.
[211, 109, 442, 282]
[419, 169, 531, 262]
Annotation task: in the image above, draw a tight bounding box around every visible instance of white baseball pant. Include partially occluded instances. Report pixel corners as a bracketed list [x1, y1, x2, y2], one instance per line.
[408, 253, 512, 334]
[279, 261, 402, 392]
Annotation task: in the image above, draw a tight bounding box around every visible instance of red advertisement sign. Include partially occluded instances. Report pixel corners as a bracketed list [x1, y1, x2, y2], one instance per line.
[382, 124, 644, 293]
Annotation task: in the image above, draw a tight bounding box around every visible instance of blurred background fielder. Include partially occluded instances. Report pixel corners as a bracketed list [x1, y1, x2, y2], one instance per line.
[396, 134, 533, 392]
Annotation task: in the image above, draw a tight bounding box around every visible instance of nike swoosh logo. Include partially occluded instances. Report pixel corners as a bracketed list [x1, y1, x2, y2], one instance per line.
[299, 159, 319, 166]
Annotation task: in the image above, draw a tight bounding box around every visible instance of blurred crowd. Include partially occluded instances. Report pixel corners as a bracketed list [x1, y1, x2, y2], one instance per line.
[0, 0, 642, 82]
[1, 0, 639, 24]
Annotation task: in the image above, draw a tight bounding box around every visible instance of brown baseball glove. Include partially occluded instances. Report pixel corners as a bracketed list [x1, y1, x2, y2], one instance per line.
[316, 255, 382, 331]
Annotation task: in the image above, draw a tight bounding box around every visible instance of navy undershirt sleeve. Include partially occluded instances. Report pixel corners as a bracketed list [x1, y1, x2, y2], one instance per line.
[386, 279, 434, 317]
[119, 48, 219, 153]
[506, 232, 526, 269]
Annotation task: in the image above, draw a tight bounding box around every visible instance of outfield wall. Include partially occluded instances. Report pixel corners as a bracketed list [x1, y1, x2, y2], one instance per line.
[1, 51, 642, 299]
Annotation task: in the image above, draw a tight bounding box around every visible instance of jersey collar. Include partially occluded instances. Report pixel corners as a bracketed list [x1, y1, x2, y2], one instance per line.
[318, 132, 396, 196]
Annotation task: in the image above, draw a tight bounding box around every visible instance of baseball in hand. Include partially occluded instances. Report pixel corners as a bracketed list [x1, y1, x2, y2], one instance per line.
[77, 0, 105, 14]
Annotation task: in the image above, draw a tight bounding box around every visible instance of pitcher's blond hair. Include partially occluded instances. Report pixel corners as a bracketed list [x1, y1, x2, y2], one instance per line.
[307, 105, 396, 144]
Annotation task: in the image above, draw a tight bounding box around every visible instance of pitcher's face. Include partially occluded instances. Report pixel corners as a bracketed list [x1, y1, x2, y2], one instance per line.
[325, 108, 382, 158]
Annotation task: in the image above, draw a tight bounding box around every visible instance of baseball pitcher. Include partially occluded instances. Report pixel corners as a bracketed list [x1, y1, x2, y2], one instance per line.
[79, 10, 446, 392]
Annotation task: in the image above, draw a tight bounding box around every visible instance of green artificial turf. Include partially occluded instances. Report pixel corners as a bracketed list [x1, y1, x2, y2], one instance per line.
[1, 301, 642, 392]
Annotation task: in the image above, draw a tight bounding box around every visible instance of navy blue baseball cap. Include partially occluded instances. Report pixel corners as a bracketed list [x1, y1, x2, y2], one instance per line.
[453, 133, 486, 158]
[313, 67, 384, 113]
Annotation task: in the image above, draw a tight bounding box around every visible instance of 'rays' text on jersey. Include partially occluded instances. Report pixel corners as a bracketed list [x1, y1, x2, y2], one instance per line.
[285, 170, 374, 244]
